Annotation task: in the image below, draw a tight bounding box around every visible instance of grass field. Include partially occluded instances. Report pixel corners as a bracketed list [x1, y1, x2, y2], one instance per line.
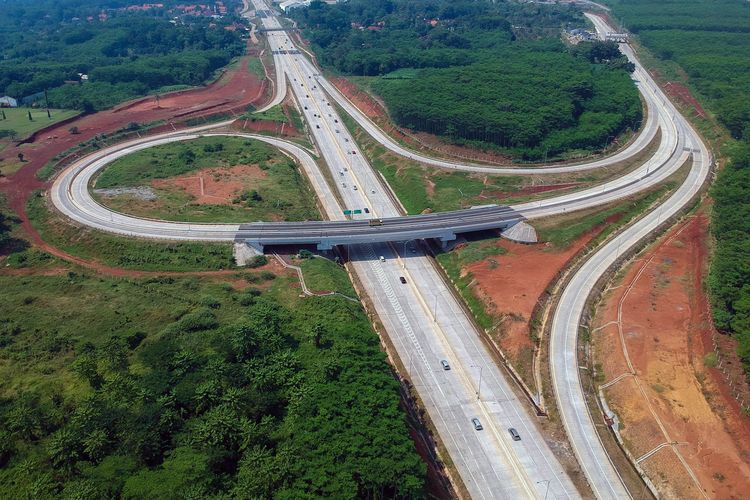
[297, 256, 357, 296]
[535, 184, 673, 248]
[0, 107, 79, 140]
[94, 136, 320, 223]
[247, 57, 266, 80]
[26, 191, 235, 271]
[242, 104, 288, 123]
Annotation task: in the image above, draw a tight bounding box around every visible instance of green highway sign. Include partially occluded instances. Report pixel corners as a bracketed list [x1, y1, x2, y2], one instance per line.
[353, 209, 362, 214]
[343, 210, 352, 215]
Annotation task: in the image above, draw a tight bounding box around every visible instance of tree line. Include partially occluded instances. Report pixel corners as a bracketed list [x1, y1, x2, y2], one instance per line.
[292, 0, 640, 159]
[0, 0, 246, 112]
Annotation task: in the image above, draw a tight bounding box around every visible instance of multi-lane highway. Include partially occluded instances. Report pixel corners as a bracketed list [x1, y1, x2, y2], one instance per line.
[48, 2, 712, 498]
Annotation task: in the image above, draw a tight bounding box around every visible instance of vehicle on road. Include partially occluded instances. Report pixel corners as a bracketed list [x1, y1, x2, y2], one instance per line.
[364, 207, 370, 213]
[369, 219, 383, 226]
[472, 418, 483, 431]
[508, 428, 521, 441]
[353, 185, 358, 191]
[441, 360, 451, 370]
[379, 256, 385, 262]
[399, 276, 407, 284]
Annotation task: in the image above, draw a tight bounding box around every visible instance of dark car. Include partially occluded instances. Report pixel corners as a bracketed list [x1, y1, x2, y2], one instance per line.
[508, 428, 521, 441]
[399, 276, 407, 284]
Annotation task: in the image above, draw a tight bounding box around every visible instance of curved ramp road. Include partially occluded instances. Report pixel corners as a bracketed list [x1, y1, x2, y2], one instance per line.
[544, 13, 712, 499]
[242, 0, 288, 113]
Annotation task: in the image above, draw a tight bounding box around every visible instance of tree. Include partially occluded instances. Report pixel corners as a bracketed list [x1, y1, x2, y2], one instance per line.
[47, 428, 81, 473]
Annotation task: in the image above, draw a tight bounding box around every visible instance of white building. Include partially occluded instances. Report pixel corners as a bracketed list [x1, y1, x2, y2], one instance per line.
[0, 96, 18, 108]
[280, 0, 310, 12]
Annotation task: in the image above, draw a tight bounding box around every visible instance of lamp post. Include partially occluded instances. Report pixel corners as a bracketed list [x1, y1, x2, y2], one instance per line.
[536, 479, 550, 500]
[471, 364, 484, 400]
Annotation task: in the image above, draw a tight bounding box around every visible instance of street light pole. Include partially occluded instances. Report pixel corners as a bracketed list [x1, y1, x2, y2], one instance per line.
[536, 480, 550, 500]
[433, 294, 438, 323]
[476, 366, 483, 400]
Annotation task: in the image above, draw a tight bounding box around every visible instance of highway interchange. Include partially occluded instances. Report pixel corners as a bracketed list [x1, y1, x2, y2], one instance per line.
[49, 2, 711, 498]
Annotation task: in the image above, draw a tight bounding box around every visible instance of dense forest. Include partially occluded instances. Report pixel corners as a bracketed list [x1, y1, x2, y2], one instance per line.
[0, 268, 426, 497]
[606, 0, 750, 377]
[292, 0, 641, 159]
[0, 0, 246, 111]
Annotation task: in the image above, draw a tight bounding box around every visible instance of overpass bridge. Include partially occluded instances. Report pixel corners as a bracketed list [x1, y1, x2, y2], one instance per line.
[238, 205, 526, 252]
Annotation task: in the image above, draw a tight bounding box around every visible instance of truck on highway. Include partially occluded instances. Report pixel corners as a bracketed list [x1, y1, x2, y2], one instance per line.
[368, 219, 383, 226]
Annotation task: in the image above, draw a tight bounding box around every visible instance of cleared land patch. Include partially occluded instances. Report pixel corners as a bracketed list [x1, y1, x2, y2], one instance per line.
[94, 136, 320, 223]
[592, 213, 750, 498]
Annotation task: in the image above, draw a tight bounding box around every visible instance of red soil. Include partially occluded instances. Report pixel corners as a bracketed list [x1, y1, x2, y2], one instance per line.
[463, 229, 600, 366]
[0, 47, 269, 268]
[593, 213, 750, 498]
[664, 81, 707, 119]
[151, 164, 267, 205]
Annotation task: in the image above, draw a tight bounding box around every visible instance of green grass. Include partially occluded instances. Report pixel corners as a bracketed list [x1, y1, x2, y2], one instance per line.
[0, 272, 259, 398]
[26, 191, 235, 272]
[96, 137, 273, 188]
[0, 107, 79, 140]
[436, 239, 508, 331]
[436, 251, 496, 331]
[536, 185, 672, 248]
[247, 57, 266, 80]
[94, 136, 320, 223]
[297, 257, 357, 296]
[155, 84, 194, 93]
[242, 104, 287, 123]
[339, 107, 523, 214]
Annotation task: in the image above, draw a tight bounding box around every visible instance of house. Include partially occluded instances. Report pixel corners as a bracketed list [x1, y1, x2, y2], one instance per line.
[280, 0, 310, 12]
[0, 96, 18, 108]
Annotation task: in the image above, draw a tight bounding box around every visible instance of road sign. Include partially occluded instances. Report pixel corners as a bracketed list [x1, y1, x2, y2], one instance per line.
[353, 209, 362, 214]
[343, 210, 352, 215]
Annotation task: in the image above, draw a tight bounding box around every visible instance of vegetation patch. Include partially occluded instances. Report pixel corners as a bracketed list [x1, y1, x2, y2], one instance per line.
[0, 265, 425, 497]
[293, 0, 640, 160]
[27, 191, 234, 272]
[0, 108, 79, 142]
[0, 1, 246, 112]
[297, 256, 357, 296]
[94, 136, 320, 223]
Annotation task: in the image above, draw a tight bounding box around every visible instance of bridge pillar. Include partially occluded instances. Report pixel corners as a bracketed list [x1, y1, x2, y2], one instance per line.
[436, 232, 457, 250]
[245, 240, 265, 254]
[316, 240, 333, 251]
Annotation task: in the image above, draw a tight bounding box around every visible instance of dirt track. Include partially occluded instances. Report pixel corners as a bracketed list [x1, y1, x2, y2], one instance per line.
[593, 213, 750, 499]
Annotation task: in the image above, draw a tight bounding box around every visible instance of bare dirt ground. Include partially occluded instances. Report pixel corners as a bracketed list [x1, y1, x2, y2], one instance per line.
[592, 213, 750, 499]
[151, 164, 267, 205]
[663, 81, 708, 119]
[461, 228, 602, 384]
[0, 46, 269, 262]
